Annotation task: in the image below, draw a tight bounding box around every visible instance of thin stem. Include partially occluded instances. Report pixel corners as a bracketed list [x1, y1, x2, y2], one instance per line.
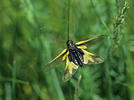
[67, 0, 70, 41]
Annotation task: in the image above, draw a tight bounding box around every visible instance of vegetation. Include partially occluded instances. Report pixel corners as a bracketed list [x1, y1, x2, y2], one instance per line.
[0, 0, 134, 100]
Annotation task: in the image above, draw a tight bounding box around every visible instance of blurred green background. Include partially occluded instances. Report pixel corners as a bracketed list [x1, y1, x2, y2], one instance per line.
[0, 0, 134, 100]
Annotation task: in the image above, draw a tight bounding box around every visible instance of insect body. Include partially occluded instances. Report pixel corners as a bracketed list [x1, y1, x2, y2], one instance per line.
[67, 40, 84, 67]
[46, 35, 105, 82]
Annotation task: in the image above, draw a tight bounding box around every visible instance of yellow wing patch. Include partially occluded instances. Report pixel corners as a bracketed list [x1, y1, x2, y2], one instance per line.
[76, 39, 91, 45]
[63, 57, 78, 82]
[62, 51, 69, 61]
[47, 49, 67, 65]
[82, 49, 104, 64]
[75, 35, 106, 46]
[44, 49, 67, 72]
[76, 45, 87, 49]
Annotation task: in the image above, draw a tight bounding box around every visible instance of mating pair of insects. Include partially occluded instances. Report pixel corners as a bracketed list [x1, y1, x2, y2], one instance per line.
[46, 35, 105, 82]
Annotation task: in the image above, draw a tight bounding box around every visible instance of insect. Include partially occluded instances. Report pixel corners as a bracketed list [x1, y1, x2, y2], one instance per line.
[45, 35, 105, 82]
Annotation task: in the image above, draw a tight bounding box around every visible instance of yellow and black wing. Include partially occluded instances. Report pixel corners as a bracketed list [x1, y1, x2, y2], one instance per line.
[43, 49, 68, 72]
[75, 35, 106, 47]
[82, 49, 104, 64]
[62, 49, 104, 82]
[62, 56, 78, 82]
[75, 35, 105, 65]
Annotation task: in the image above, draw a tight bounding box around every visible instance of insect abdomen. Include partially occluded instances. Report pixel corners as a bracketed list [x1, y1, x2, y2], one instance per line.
[68, 49, 84, 67]
[75, 49, 84, 66]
